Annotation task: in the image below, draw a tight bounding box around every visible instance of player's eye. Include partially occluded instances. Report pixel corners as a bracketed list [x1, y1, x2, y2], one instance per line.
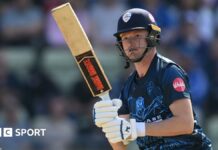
[135, 34, 144, 38]
[121, 36, 129, 41]
[123, 37, 128, 40]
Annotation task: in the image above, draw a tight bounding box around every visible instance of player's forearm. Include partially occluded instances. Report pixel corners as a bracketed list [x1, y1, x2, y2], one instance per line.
[110, 142, 127, 150]
[145, 115, 194, 136]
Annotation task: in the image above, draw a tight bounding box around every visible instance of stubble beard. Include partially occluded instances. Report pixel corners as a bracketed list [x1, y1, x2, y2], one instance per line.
[126, 48, 145, 62]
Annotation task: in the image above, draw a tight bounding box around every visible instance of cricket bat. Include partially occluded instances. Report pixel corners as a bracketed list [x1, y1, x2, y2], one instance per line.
[51, 3, 111, 100]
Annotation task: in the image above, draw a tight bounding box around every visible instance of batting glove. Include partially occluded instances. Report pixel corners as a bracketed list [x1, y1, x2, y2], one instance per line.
[93, 99, 122, 127]
[102, 118, 146, 143]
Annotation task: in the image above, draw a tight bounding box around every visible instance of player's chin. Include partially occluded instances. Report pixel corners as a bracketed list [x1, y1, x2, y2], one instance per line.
[128, 56, 142, 62]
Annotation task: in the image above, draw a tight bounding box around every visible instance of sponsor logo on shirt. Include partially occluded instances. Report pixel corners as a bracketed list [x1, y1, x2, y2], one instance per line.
[173, 77, 186, 92]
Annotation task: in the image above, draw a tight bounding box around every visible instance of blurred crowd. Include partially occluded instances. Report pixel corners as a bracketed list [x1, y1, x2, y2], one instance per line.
[0, 0, 218, 150]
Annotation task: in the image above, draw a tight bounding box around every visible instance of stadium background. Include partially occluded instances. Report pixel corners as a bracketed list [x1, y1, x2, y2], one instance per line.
[0, 0, 218, 149]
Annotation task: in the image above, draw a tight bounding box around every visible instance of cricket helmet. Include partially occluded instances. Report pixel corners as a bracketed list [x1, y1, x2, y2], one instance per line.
[114, 8, 161, 47]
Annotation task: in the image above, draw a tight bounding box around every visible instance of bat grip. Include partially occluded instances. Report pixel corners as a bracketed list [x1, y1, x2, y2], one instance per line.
[99, 92, 111, 101]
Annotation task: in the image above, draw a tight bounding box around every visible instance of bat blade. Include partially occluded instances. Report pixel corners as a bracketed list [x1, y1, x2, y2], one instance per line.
[51, 3, 111, 98]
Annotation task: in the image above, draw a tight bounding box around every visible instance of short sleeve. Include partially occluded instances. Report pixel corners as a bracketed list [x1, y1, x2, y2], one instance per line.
[162, 65, 191, 106]
[118, 87, 130, 115]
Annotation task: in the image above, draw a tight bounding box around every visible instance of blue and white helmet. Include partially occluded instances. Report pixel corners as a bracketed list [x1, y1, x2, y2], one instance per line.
[114, 8, 161, 47]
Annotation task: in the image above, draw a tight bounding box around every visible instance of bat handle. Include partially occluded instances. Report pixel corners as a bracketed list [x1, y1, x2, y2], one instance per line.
[99, 92, 111, 101]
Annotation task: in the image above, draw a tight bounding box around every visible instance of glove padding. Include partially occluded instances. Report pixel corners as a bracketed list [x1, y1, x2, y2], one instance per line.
[102, 117, 137, 143]
[93, 99, 122, 127]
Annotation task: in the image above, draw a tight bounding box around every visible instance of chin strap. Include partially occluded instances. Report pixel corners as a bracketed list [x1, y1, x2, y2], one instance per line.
[124, 61, 130, 69]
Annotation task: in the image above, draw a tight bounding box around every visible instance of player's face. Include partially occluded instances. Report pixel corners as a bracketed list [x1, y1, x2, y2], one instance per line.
[120, 30, 148, 62]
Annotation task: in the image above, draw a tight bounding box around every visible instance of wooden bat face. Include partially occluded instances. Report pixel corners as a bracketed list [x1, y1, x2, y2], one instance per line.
[51, 3, 111, 97]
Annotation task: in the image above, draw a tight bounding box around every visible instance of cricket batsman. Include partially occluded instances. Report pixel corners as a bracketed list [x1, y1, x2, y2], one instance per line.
[93, 8, 212, 150]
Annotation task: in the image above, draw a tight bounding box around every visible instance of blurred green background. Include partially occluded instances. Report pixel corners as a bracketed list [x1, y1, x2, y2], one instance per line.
[0, 0, 218, 150]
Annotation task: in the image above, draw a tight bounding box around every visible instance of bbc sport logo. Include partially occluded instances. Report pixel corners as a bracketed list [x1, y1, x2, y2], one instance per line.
[0, 128, 46, 137]
[2, 128, 13, 137]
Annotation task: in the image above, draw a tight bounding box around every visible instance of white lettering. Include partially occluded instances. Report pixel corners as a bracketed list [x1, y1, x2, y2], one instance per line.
[152, 117, 157, 121]
[3, 128, 13, 137]
[146, 115, 163, 123]
[40, 129, 46, 136]
[15, 129, 46, 136]
[15, 129, 21, 136]
[146, 119, 151, 123]
[27, 129, 34, 136]
[173, 82, 185, 89]
[34, 129, 41, 136]
[21, 129, 27, 135]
